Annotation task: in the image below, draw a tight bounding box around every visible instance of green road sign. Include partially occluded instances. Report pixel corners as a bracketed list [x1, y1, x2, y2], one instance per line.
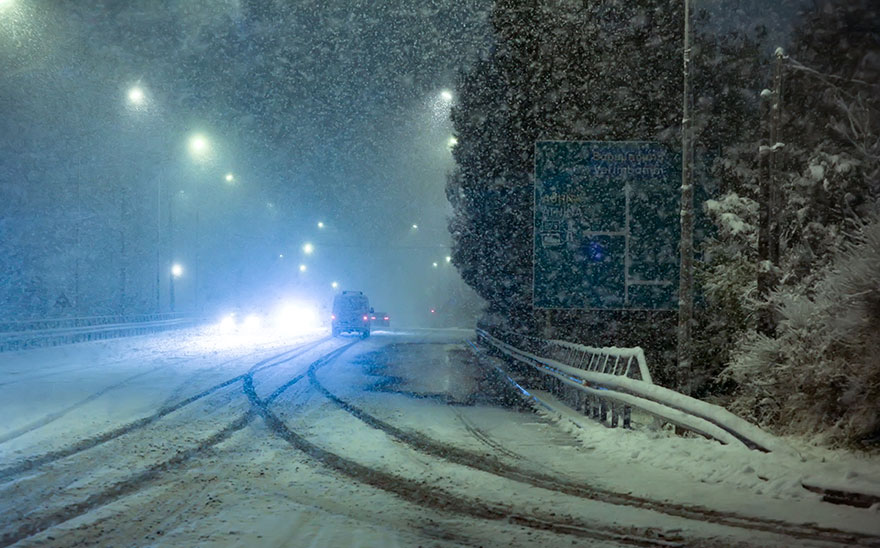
[534, 141, 681, 310]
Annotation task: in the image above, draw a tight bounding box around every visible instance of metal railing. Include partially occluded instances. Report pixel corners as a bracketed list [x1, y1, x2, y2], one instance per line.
[0, 314, 198, 352]
[0, 313, 188, 334]
[476, 327, 792, 454]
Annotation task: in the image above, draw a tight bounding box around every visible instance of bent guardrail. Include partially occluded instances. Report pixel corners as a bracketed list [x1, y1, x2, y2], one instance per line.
[476, 327, 792, 454]
[0, 315, 198, 352]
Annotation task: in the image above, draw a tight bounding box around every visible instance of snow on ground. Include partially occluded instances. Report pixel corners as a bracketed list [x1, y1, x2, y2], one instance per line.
[2, 327, 880, 546]
[0, 325, 325, 458]
[524, 385, 880, 515]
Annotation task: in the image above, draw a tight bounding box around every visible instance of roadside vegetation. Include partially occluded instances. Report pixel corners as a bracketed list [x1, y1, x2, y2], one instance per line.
[447, 0, 879, 447]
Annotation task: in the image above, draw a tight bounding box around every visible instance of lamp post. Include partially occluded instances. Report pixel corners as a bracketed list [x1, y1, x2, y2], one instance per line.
[187, 133, 211, 312]
[170, 263, 183, 312]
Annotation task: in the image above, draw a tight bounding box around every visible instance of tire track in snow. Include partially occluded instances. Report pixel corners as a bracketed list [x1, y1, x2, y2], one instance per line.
[0, 365, 166, 445]
[0, 338, 346, 547]
[453, 410, 523, 461]
[305, 341, 878, 547]
[249, 353, 685, 548]
[0, 338, 328, 481]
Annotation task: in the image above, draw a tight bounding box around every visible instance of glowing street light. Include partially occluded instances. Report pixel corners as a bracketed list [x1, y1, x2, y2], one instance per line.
[299, 264, 307, 272]
[440, 89, 453, 102]
[225, 173, 235, 183]
[411, 224, 418, 230]
[447, 136, 458, 148]
[127, 86, 145, 106]
[169, 263, 183, 312]
[188, 133, 210, 158]
[445, 256, 452, 263]
[432, 262, 438, 268]
[302, 242, 314, 255]
[317, 221, 325, 229]
[279, 253, 284, 259]
[331, 281, 339, 289]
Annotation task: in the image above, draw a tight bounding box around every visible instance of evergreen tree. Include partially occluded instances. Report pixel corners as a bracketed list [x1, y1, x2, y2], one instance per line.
[448, 0, 762, 389]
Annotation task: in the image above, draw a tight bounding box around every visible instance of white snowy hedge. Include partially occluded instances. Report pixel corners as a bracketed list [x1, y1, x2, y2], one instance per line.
[723, 215, 880, 447]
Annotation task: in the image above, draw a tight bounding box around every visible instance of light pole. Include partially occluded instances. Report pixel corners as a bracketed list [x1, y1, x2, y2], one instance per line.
[170, 263, 183, 312]
[187, 133, 211, 312]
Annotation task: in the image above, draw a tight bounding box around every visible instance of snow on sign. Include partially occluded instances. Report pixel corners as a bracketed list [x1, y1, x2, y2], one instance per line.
[534, 141, 680, 310]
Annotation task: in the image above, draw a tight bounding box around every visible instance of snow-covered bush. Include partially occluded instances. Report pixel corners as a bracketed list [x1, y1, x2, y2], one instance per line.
[724, 214, 880, 447]
[692, 154, 761, 395]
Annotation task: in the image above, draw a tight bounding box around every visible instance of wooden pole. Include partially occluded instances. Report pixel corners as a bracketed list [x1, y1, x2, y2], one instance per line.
[677, 0, 695, 395]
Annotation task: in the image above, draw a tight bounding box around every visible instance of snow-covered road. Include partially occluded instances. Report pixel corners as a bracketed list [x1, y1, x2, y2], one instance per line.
[1, 328, 879, 547]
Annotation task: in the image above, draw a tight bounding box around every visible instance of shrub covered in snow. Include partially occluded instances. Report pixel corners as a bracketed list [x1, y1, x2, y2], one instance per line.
[693, 189, 759, 395]
[723, 215, 880, 447]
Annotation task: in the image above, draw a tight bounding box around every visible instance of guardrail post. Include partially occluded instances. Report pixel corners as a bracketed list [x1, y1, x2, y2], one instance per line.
[623, 405, 632, 429]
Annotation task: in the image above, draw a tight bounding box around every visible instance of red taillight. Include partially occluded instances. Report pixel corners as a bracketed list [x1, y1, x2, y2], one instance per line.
[371, 315, 376, 320]
[383, 316, 389, 321]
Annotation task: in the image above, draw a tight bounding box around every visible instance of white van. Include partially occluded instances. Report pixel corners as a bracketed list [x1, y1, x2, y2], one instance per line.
[331, 291, 372, 337]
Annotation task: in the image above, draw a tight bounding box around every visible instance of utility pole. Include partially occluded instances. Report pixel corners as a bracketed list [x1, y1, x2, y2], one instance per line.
[119, 185, 128, 315]
[757, 47, 785, 335]
[769, 48, 784, 270]
[155, 174, 161, 313]
[677, 0, 695, 395]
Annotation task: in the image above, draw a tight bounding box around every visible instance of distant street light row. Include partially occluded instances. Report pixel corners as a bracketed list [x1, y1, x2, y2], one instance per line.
[431, 255, 453, 268]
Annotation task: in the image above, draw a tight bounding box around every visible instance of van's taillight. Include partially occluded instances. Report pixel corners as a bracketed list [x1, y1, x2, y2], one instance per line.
[331, 314, 336, 320]
[383, 316, 389, 321]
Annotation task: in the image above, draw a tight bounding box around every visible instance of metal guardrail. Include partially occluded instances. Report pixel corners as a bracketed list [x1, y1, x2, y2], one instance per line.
[476, 327, 792, 454]
[0, 313, 188, 334]
[0, 316, 198, 352]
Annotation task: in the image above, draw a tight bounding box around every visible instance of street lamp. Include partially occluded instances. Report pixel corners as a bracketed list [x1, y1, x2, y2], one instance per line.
[225, 172, 235, 183]
[317, 221, 325, 229]
[302, 242, 314, 255]
[188, 134, 210, 160]
[440, 89, 453, 102]
[411, 224, 418, 230]
[170, 263, 183, 312]
[299, 264, 307, 272]
[127, 86, 145, 106]
[331, 281, 339, 289]
[432, 262, 438, 268]
[445, 256, 452, 263]
[447, 136, 458, 148]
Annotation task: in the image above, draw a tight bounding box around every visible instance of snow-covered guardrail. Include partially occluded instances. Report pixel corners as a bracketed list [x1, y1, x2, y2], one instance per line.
[0, 314, 198, 352]
[476, 328, 792, 454]
[0, 313, 187, 334]
[544, 339, 653, 385]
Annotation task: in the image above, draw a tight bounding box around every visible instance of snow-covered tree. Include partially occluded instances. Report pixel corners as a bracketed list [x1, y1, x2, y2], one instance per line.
[448, 0, 763, 388]
[711, 0, 880, 445]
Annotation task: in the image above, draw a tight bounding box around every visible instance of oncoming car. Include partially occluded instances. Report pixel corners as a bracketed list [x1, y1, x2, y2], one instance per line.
[331, 291, 372, 337]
